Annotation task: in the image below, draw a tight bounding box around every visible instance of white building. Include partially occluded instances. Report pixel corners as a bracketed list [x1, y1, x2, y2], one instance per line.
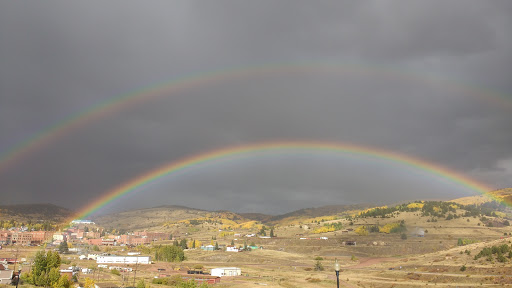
[53, 233, 66, 242]
[87, 254, 100, 260]
[70, 220, 95, 225]
[211, 267, 241, 277]
[226, 245, 239, 252]
[96, 256, 151, 265]
[0, 270, 13, 284]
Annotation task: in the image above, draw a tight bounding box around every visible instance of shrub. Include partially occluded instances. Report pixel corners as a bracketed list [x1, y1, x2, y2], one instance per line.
[355, 226, 368, 236]
[401, 233, 407, 240]
[111, 269, 121, 276]
[314, 260, 324, 271]
[460, 265, 467, 271]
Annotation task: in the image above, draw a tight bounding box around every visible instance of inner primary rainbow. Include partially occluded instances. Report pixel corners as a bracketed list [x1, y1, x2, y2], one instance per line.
[69, 140, 497, 221]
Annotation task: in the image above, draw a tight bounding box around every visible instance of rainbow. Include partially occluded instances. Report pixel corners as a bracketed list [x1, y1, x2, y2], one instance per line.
[70, 140, 498, 221]
[1, 62, 511, 173]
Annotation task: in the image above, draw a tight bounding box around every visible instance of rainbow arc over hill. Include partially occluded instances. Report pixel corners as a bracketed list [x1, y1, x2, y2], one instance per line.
[70, 140, 498, 221]
[1, 62, 511, 173]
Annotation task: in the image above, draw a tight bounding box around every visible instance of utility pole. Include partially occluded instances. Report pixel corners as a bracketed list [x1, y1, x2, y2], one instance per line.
[133, 260, 138, 287]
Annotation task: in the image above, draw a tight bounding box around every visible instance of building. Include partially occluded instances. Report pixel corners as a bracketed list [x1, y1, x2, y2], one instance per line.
[200, 245, 215, 251]
[0, 231, 11, 245]
[11, 231, 33, 245]
[0, 265, 13, 284]
[30, 231, 53, 244]
[101, 239, 116, 246]
[87, 238, 103, 246]
[226, 245, 239, 252]
[182, 275, 220, 284]
[96, 256, 151, 265]
[53, 233, 67, 243]
[70, 220, 95, 225]
[211, 267, 241, 277]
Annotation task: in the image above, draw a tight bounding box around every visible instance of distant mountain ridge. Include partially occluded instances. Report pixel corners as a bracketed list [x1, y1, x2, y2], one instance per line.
[0, 203, 73, 222]
[3, 188, 511, 230]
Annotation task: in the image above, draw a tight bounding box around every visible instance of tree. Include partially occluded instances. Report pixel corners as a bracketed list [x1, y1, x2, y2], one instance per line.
[92, 245, 100, 251]
[48, 267, 61, 287]
[314, 260, 324, 271]
[83, 277, 96, 288]
[230, 239, 234, 246]
[137, 279, 146, 288]
[154, 245, 185, 262]
[270, 228, 275, 238]
[59, 240, 69, 254]
[179, 239, 188, 250]
[24, 250, 62, 287]
[55, 275, 71, 288]
[355, 226, 368, 236]
[215, 241, 219, 250]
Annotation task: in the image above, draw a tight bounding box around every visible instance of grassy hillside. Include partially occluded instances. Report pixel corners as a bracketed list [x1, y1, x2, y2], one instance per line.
[451, 188, 512, 206]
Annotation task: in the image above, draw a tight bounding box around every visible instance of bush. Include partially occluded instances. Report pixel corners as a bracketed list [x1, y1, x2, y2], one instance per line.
[314, 260, 324, 271]
[314, 256, 323, 261]
[401, 233, 407, 240]
[460, 265, 467, 271]
[111, 269, 121, 276]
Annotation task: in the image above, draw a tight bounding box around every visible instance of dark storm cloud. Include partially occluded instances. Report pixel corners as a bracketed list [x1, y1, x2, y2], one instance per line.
[0, 1, 511, 214]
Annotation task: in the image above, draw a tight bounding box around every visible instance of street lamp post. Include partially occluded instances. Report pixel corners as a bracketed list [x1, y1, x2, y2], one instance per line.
[334, 258, 341, 288]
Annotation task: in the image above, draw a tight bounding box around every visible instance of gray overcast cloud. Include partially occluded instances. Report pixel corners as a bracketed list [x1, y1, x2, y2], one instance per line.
[0, 1, 511, 215]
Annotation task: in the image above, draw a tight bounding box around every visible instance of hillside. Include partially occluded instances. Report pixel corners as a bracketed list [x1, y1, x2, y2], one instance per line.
[488, 188, 512, 206]
[93, 203, 377, 231]
[91, 189, 512, 232]
[93, 205, 237, 231]
[0, 203, 72, 223]
[451, 188, 512, 206]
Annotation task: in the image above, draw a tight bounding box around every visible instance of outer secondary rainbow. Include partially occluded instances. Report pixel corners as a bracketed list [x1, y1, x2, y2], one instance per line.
[2, 62, 511, 174]
[69, 140, 497, 221]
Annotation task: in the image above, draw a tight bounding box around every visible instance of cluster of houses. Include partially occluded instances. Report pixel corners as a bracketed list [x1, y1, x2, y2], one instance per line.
[0, 223, 170, 247]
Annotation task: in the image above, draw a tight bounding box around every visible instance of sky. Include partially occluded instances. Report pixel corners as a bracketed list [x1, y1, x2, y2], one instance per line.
[0, 1, 511, 215]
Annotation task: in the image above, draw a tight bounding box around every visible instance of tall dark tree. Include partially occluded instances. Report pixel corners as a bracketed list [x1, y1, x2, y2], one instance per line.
[59, 240, 69, 254]
[179, 239, 188, 249]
